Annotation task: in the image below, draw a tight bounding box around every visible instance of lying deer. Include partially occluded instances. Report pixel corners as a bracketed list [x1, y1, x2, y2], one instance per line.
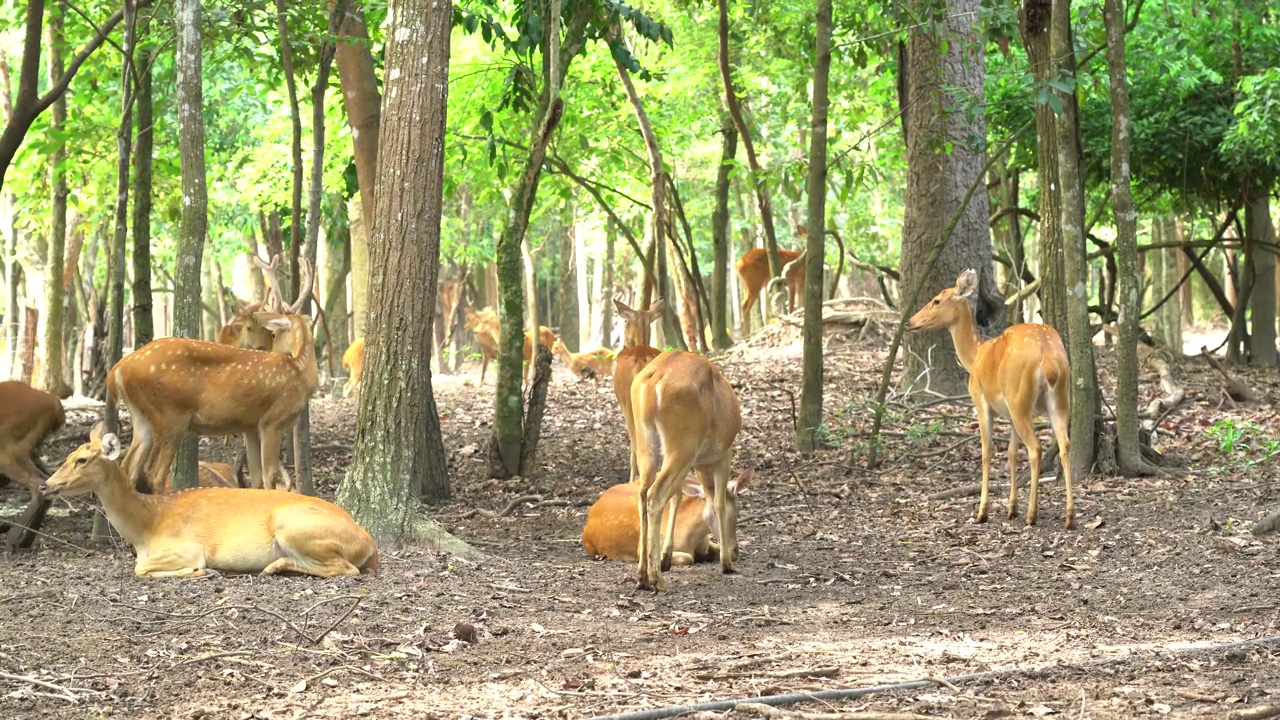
[582, 471, 751, 566]
[552, 338, 615, 379]
[631, 350, 745, 591]
[905, 268, 1075, 528]
[41, 425, 378, 578]
[736, 248, 805, 334]
[0, 381, 66, 549]
[342, 338, 365, 398]
[612, 298, 665, 484]
[108, 255, 316, 493]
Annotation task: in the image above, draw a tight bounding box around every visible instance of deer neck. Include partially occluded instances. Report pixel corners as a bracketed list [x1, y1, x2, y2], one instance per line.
[287, 326, 320, 392]
[948, 306, 983, 374]
[95, 461, 163, 548]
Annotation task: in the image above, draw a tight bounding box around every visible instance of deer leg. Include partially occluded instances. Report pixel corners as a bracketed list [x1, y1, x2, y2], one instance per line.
[1006, 429, 1022, 519]
[144, 435, 183, 495]
[741, 294, 757, 335]
[635, 470, 659, 591]
[710, 464, 739, 574]
[5, 466, 50, 550]
[244, 433, 265, 489]
[259, 427, 284, 492]
[1009, 412, 1041, 526]
[659, 493, 679, 572]
[622, 402, 638, 484]
[973, 397, 994, 523]
[134, 546, 208, 578]
[1048, 389, 1075, 529]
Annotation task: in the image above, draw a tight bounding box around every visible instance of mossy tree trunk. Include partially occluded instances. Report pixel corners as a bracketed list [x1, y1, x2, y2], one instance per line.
[40, 4, 71, 397]
[711, 118, 736, 350]
[797, 0, 830, 453]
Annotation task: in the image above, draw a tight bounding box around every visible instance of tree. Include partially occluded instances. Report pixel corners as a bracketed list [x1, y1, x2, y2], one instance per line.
[1104, 0, 1152, 476]
[171, 0, 209, 490]
[1050, 0, 1098, 483]
[131, 45, 155, 347]
[900, 0, 1003, 396]
[338, 0, 474, 553]
[710, 117, 736, 350]
[39, 4, 71, 397]
[796, 0, 831, 452]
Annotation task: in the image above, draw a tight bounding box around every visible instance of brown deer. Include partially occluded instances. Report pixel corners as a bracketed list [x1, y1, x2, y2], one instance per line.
[612, 298, 665, 484]
[735, 248, 805, 333]
[108, 255, 317, 493]
[0, 381, 66, 549]
[552, 338, 615, 379]
[342, 337, 365, 398]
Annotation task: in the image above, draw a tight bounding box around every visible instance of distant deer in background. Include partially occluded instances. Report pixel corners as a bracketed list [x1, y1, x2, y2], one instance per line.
[736, 248, 804, 334]
[108, 255, 317, 493]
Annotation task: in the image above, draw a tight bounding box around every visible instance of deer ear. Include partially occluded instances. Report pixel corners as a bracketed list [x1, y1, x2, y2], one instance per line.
[613, 298, 636, 319]
[648, 298, 666, 315]
[252, 312, 293, 333]
[682, 476, 705, 497]
[100, 433, 121, 461]
[730, 469, 754, 493]
[955, 269, 979, 298]
[89, 421, 106, 443]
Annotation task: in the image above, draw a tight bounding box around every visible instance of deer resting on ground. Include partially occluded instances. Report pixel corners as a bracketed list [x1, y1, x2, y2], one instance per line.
[631, 350, 745, 592]
[108, 255, 316, 493]
[904, 268, 1075, 529]
[41, 425, 378, 578]
[553, 338, 615, 379]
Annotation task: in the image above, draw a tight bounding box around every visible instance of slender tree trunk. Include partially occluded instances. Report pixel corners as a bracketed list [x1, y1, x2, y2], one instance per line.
[172, 0, 208, 491]
[132, 45, 154, 346]
[711, 119, 737, 350]
[1050, 0, 1098, 483]
[334, 0, 381, 237]
[105, 0, 135, 426]
[40, 5, 70, 397]
[573, 217, 588, 349]
[560, 222, 581, 351]
[274, 0, 304, 302]
[797, 0, 831, 453]
[717, 0, 781, 276]
[901, 0, 1002, 395]
[601, 216, 615, 345]
[1104, 0, 1149, 475]
[1245, 196, 1277, 365]
[1175, 217, 1194, 324]
[349, 197, 369, 339]
[322, 219, 351, 354]
[338, 0, 467, 546]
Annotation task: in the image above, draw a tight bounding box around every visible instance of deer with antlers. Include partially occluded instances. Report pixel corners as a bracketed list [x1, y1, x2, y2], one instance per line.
[108, 255, 317, 493]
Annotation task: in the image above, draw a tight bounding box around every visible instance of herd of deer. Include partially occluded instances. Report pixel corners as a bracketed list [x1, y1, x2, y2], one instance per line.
[0, 252, 1076, 590]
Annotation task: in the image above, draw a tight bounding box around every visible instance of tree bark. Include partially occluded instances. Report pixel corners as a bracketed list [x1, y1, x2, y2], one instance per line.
[1050, 0, 1098, 484]
[1246, 195, 1277, 366]
[322, 219, 351, 354]
[348, 197, 369, 339]
[132, 45, 154, 347]
[40, 5, 71, 397]
[561, 221, 581, 351]
[1020, 0, 1068, 336]
[573, 218, 588, 349]
[600, 216, 616, 345]
[334, 1, 381, 237]
[274, 0, 304, 303]
[901, 0, 1002, 395]
[105, 0, 135, 427]
[172, 0, 208, 491]
[797, 0, 831, 453]
[711, 118, 737, 350]
[717, 0, 781, 277]
[1104, 0, 1150, 475]
[338, 0, 461, 543]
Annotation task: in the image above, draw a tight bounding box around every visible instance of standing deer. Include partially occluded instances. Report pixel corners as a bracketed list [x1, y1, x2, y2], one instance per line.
[736, 248, 805, 334]
[904, 268, 1075, 528]
[108, 255, 317, 493]
[612, 298, 665, 484]
[0, 381, 66, 549]
[342, 337, 365, 398]
[631, 350, 745, 591]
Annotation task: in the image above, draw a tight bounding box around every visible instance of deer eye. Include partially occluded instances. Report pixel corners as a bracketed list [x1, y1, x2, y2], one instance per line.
[932, 300, 940, 306]
[74, 457, 88, 467]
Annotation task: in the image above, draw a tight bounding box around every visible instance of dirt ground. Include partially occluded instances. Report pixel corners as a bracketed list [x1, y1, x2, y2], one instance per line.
[2, 317, 1280, 720]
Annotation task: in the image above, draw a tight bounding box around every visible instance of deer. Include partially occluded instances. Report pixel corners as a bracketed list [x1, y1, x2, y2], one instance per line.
[464, 308, 500, 383]
[342, 338, 365, 398]
[736, 248, 805, 334]
[40, 424, 378, 578]
[612, 298, 666, 484]
[631, 350, 745, 592]
[552, 338, 615, 379]
[107, 254, 317, 494]
[522, 325, 557, 383]
[904, 268, 1075, 529]
[215, 300, 274, 350]
[582, 471, 751, 566]
[197, 461, 237, 488]
[0, 381, 66, 549]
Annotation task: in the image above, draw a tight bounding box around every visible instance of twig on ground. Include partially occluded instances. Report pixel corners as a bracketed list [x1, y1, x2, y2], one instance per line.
[0, 671, 83, 702]
[1228, 705, 1280, 720]
[700, 666, 839, 681]
[732, 702, 936, 720]
[460, 494, 544, 519]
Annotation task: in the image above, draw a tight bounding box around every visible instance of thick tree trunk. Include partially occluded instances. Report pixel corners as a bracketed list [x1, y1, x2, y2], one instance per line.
[1050, 0, 1098, 484]
[1020, 0, 1068, 336]
[40, 6, 71, 397]
[338, 0, 463, 544]
[901, 0, 1002, 395]
[1104, 0, 1150, 475]
[1246, 195, 1277, 366]
[797, 0, 831, 453]
[711, 118, 736, 350]
[717, 0, 782, 277]
[131, 45, 154, 346]
[172, 0, 208, 491]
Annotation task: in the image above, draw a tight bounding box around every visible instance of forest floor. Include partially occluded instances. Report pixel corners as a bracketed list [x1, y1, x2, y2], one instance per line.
[2, 315, 1280, 720]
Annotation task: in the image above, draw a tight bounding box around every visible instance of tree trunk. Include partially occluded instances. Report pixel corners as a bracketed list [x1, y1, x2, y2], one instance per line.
[337, 0, 464, 546]
[201, 248, 219, 340]
[711, 118, 737, 350]
[348, 197, 369, 340]
[1246, 195, 1277, 366]
[1104, 0, 1149, 475]
[322, 218, 351, 355]
[573, 218, 588, 349]
[132, 45, 154, 347]
[172, 0, 208, 491]
[105, 0, 135, 427]
[1175, 217, 1194, 325]
[1050, 0, 1098, 484]
[557, 222, 580, 351]
[1020, 0, 1068, 336]
[600, 216, 615, 345]
[615, 52, 680, 348]
[40, 5, 71, 397]
[334, 0, 381, 236]
[797, 0, 831, 453]
[901, 0, 1002, 396]
[717, 0, 781, 277]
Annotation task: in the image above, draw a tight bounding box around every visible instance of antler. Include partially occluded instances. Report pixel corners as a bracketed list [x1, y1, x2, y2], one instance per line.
[253, 254, 285, 312]
[289, 257, 314, 314]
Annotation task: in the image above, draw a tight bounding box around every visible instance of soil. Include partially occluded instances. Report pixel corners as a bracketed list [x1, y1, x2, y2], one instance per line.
[2, 319, 1279, 720]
